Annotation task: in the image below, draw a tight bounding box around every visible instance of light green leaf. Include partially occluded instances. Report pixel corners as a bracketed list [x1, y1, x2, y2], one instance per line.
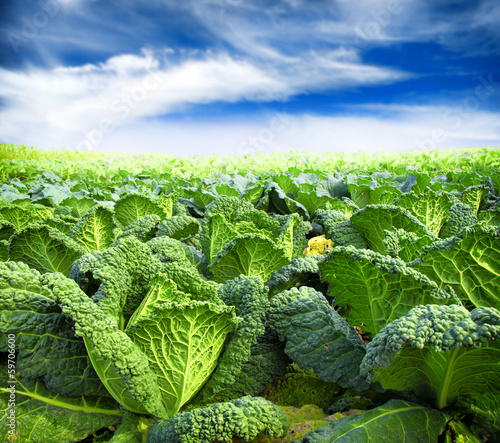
[114, 194, 168, 227]
[9, 224, 86, 276]
[69, 205, 116, 252]
[0, 204, 53, 230]
[59, 196, 95, 218]
[294, 399, 447, 443]
[208, 233, 290, 283]
[318, 246, 456, 336]
[396, 190, 454, 236]
[351, 204, 437, 262]
[415, 225, 500, 309]
[126, 286, 238, 418]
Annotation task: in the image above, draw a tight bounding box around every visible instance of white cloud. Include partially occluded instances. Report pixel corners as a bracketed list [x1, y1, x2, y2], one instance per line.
[186, 0, 499, 57]
[2, 102, 498, 156]
[2, 1, 498, 156]
[0, 47, 407, 148]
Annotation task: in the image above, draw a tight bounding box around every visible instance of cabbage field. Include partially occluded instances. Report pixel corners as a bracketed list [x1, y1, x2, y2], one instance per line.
[1, 144, 500, 442]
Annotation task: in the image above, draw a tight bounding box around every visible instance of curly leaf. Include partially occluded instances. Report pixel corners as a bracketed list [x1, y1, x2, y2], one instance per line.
[360, 304, 500, 409]
[268, 286, 368, 390]
[147, 396, 289, 443]
[318, 246, 456, 335]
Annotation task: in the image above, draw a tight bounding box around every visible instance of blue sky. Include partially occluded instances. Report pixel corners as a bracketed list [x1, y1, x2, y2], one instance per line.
[1, 0, 499, 156]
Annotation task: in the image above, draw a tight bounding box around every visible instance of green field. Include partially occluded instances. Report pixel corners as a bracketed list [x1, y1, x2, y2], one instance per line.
[1, 144, 499, 442]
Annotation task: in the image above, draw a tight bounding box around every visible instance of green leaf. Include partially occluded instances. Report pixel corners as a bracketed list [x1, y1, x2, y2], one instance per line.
[314, 209, 366, 249]
[415, 225, 500, 309]
[69, 205, 116, 252]
[147, 237, 207, 274]
[439, 202, 478, 239]
[295, 191, 337, 216]
[351, 205, 437, 262]
[469, 393, 500, 442]
[203, 213, 237, 265]
[0, 262, 109, 396]
[196, 275, 269, 404]
[461, 185, 489, 214]
[44, 217, 76, 235]
[114, 194, 169, 227]
[396, 190, 454, 236]
[266, 256, 322, 298]
[0, 240, 8, 262]
[268, 286, 368, 390]
[9, 224, 86, 276]
[294, 399, 447, 443]
[361, 305, 500, 410]
[51, 271, 168, 418]
[208, 233, 290, 283]
[59, 196, 95, 218]
[262, 364, 341, 409]
[0, 220, 16, 241]
[157, 215, 200, 241]
[0, 204, 53, 230]
[478, 208, 500, 226]
[108, 411, 151, 443]
[126, 279, 238, 418]
[318, 246, 456, 336]
[147, 396, 289, 443]
[31, 183, 71, 206]
[239, 182, 266, 205]
[116, 214, 160, 243]
[0, 380, 120, 443]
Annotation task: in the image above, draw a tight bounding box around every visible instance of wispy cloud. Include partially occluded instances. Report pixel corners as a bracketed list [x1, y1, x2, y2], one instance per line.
[1, 0, 498, 154]
[0, 46, 408, 149]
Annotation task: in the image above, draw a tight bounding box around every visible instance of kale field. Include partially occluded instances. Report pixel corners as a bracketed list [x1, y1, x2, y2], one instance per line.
[1, 144, 500, 442]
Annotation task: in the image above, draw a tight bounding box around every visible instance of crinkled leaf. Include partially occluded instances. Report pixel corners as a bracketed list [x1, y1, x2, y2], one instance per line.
[9, 224, 86, 276]
[0, 204, 53, 230]
[59, 196, 95, 218]
[0, 262, 107, 396]
[268, 286, 368, 390]
[439, 202, 477, 239]
[127, 278, 238, 418]
[415, 225, 500, 309]
[208, 233, 290, 283]
[157, 215, 200, 241]
[318, 246, 456, 335]
[396, 190, 454, 236]
[147, 396, 289, 443]
[116, 214, 160, 243]
[314, 209, 366, 249]
[351, 205, 437, 262]
[69, 205, 116, 252]
[114, 194, 169, 227]
[360, 304, 500, 409]
[196, 275, 269, 403]
[0, 220, 16, 241]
